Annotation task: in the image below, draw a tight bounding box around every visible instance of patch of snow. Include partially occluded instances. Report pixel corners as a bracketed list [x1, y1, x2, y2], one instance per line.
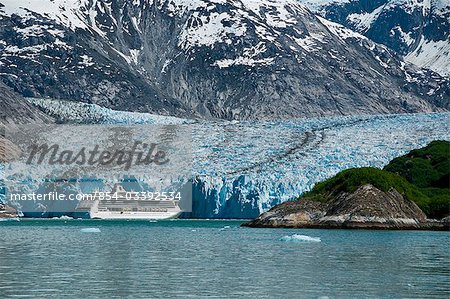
[387, 0, 429, 14]
[213, 41, 274, 67]
[85, 0, 106, 37]
[129, 49, 140, 64]
[375, 55, 390, 68]
[172, 0, 310, 50]
[130, 16, 141, 34]
[347, 4, 385, 33]
[160, 0, 211, 17]
[317, 16, 367, 41]
[405, 37, 450, 76]
[295, 36, 315, 52]
[297, 0, 350, 13]
[110, 48, 136, 65]
[15, 24, 63, 38]
[213, 56, 275, 68]
[161, 58, 172, 73]
[427, 88, 435, 96]
[431, 0, 450, 17]
[328, 50, 339, 59]
[0, 0, 90, 31]
[53, 38, 72, 50]
[178, 11, 247, 50]
[79, 54, 94, 67]
[390, 25, 415, 47]
[241, 0, 302, 29]
[4, 44, 46, 55]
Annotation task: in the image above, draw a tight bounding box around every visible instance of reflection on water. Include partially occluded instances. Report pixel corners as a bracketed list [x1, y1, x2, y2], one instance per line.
[0, 220, 449, 298]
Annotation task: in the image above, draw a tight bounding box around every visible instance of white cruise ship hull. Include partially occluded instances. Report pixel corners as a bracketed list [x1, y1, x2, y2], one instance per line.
[90, 210, 181, 220]
[75, 184, 184, 220]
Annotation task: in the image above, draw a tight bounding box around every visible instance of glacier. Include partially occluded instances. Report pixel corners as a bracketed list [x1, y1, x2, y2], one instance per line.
[1, 98, 449, 218]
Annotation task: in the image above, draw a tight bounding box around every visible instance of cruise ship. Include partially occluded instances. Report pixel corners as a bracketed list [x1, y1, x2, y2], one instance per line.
[76, 184, 182, 219]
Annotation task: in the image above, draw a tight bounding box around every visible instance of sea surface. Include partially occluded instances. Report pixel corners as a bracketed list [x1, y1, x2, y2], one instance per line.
[0, 219, 449, 298]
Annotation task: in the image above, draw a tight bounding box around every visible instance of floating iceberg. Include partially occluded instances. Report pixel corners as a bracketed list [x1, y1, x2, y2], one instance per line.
[0, 218, 20, 222]
[220, 225, 231, 231]
[80, 227, 101, 233]
[53, 216, 73, 220]
[280, 234, 321, 243]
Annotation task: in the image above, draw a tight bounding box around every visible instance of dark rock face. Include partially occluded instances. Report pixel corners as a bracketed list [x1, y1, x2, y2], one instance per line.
[243, 184, 449, 230]
[0, 0, 448, 120]
[0, 82, 53, 125]
[0, 136, 21, 162]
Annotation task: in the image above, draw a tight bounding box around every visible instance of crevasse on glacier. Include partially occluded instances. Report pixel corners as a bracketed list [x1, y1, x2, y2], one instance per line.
[2, 99, 450, 218]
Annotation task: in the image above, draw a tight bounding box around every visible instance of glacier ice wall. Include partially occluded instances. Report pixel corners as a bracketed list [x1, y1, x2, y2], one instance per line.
[190, 113, 450, 218]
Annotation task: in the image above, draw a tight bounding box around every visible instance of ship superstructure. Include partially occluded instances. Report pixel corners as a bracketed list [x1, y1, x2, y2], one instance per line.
[76, 184, 182, 219]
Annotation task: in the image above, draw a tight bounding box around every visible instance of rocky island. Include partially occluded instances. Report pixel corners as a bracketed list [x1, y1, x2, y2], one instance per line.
[244, 141, 450, 230]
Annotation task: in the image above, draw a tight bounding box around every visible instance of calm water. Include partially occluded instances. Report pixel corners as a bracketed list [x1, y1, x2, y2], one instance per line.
[0, 220, 449, 298]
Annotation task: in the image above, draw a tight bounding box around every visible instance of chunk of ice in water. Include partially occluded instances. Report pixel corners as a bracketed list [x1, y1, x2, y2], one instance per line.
[0, 218, 19, 222]
[80, 228, 101, 233]
[280, 234, 321, 243]
[220, 225, 231, 231]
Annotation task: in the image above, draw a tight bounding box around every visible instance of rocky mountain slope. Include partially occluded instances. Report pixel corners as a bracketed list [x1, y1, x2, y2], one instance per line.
[0, 82, 53, 124]
[0, 0, 448, 119]
[299, 0, 450, 76]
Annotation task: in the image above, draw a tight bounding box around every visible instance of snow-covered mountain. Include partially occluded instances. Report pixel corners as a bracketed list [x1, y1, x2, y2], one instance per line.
[0, 0, 448, 120]
[299, 0, 450, 76]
